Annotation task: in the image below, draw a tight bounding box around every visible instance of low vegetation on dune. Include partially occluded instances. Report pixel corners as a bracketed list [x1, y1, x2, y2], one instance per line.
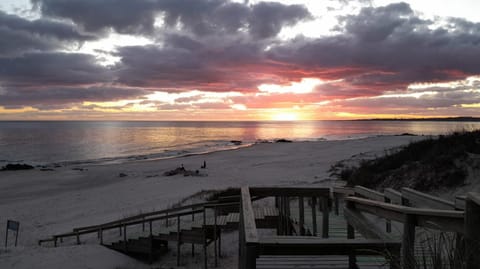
[332, 130, 480, 191]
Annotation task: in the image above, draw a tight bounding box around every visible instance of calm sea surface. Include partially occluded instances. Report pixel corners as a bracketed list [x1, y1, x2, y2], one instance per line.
[1, 120, 479, 165]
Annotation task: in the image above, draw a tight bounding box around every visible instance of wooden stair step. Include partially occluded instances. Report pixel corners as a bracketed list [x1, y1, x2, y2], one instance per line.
[226, 213, 239, 223]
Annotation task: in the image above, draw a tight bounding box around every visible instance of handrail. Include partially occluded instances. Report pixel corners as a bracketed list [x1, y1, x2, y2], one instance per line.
[241, 187, 258, 243]
[401, 187, 455, 210]
[249, 187, 330, 197]
[73, 200, 220, 232]
[354, 185, 384, 201]
[40, 208, 204, 245]
[346, 196, 463, 218]
[332, 186, 355, 195]
[384, 188, 403, 205]
[41, 199, 243, 246]
[345, 196, 464, 234]
[239, 186, 258, 269]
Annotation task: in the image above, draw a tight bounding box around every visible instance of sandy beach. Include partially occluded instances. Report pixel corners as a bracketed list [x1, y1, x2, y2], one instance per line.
[0, 135, 424, 268]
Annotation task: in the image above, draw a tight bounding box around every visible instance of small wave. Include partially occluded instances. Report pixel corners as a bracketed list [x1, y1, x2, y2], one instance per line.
[48, 140, 254, 166]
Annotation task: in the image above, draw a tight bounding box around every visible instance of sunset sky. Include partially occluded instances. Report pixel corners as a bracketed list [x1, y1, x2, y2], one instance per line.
[1, 0, 480, 121]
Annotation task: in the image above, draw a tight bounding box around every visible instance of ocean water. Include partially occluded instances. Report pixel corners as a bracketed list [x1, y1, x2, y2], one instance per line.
[1, 120, 479, 165]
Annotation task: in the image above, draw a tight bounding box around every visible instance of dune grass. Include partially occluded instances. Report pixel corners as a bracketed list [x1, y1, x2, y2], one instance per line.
[335, 130, 480, 191]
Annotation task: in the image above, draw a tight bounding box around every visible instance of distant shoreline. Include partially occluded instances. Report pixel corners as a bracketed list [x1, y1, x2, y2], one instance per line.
[354, 117, 480, 122]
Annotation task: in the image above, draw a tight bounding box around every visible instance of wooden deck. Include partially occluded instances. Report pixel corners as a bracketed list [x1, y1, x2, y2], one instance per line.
[38, 186, 480, 269]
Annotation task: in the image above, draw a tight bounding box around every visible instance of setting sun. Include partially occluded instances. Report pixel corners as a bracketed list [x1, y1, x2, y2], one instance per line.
[272, 112, 298, 121]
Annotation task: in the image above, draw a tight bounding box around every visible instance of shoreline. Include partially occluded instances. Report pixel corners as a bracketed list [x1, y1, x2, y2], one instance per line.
[1, 133, 421, 168]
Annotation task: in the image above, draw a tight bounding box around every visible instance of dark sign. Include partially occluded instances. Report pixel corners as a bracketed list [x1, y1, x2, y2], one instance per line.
[5, 220, 20, 247]
[7, 220, 19, 231]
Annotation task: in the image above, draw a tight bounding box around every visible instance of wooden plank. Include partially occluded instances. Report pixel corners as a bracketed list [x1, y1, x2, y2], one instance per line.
[254, 208, 265, 220]
[250, 187, 330, 198]
[416, 214, 464, 233]
[355, 186, 384, 201]
[384, 188, 403, 205]
[332, 187, 355, 195]
[455, 195, 466, 210]
[258, 237, 400, 256]
[401, 187, 455, 210]
[343, 207, 391, 240]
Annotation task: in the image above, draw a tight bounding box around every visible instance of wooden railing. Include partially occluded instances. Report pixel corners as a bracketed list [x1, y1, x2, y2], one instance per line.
[250, 187, 330, 237]
[239, 186, 401, 269]
[39, 201, 238, 246]
[335, 185, 480, 269]
[72, 200, 221, 234]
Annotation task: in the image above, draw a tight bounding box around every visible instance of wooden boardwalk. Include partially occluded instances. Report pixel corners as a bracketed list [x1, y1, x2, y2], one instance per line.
[38, 186, 480, 269]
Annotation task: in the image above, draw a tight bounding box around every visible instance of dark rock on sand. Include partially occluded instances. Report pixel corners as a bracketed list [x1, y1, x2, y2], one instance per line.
[275, 139, 293, 143]
[1, 163, 34, 171]
[40, 168, 55, 171]
[164, 166, 207, 177]
[163, 166, 186, 176]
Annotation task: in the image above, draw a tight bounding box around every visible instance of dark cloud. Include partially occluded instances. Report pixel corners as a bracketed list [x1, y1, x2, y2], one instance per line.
[34, 0, 311, 38]
[334, 89, 480, 110]
[114, 38, 280, 91]
[33, 0, 158, 34]
[248, 2, 311, 38]
[339, 2, 419, 42]
[267, 3, 480, 89]
[0, 52, 112, 87]
[0, 86, 148, 109]
[0, 10, 96, 56]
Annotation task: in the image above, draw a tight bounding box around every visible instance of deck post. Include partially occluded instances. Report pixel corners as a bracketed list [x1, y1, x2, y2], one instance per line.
[214, 206, 218, 267]
[322, 196, 329, 238]
[218, 228, 222, 258]
[76, 231, 80, 245]
[346, 200, 356, 269]
[177, 215, 181, 266]
[203, 207, 207, 269]
[384, 197, 392, 233]
[149, 230, 154, 264]
[334, 193, 340, 215]
[99, 228, 103, 244]
[54, 236, 57, 247]
[280, 196, 285, 235]
[465, 193, 480, 269]
[389, 244, 401, 269]
[311, 197, 317, 236]
[142, 217, 145, 232]
[402, 214, 416, 269]
[299, 196, 305, 235]
[123, 224, 127, 252]
[245, 243, 257, 269]
[285, 196, 291, 235]
[192, 211, 195, 257]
